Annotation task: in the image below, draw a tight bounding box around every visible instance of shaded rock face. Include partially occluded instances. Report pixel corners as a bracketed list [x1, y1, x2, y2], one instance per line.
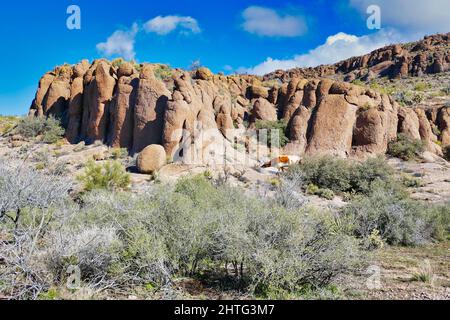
[29, 56, 448, 162]
[264, 33, 450, 82]
[133, 70, 171, 153]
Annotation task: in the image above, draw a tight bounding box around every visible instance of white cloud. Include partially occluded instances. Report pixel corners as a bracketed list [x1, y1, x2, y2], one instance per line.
[144, 15, 201, 35]
[238, 29, 411, 75]
[96, 23, 139, 60]
[349, 0, 450, 34]
[242, 6, 307, 37]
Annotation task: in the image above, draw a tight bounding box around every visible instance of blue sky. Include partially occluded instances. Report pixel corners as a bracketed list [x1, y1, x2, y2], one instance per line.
[0, 0, 449, 115]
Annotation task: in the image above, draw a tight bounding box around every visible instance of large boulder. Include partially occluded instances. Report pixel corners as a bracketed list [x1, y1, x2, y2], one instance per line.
[306, 95, 357, 157]
[117, 62, 135, 78]
[32, 73, 55, 117]
[43, 79, 71, 116]
[251, 98, 277, 122]
[195, 67, 213, 80]
[397, 107, 421, 140]
[137, 144, 167, 174]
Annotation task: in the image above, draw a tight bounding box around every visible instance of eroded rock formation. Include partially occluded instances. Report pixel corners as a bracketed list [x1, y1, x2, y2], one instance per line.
[28, 35, 449, 163]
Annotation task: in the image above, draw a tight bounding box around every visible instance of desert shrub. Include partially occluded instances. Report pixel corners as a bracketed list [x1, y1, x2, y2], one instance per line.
[305, 183, 335, 200]
[15, 116, 65, 143]
[349, 156, 396, 194]
[1, 169, 366, 299]
[70, 176, 364, 296]
[154, 64, 174, 81]
[414, 82, 430, 92]
[0, 163, 72, 299]
[401, 173, 423, 188]
[255, 120, 289, 148]
[316, 188, 335, 200]
[296, 156, 351, 193]
[388, 134, 424, 161]
[272, 172, 309, 210]
[111, 57, 125, 68]
[344, 183, 449, 246]
[77, 160, 131, 191]
[111, 147, 128, 160]
[393, 90, 424, 106]
[287, 156, 407, 198]
[44, 226, 123, 285]
[0, 115, 20, 135]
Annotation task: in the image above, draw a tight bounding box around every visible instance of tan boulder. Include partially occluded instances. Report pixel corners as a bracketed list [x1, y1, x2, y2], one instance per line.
[250, 85, 269, 99]
[73, 60, 90, 78]
[33, 73, 55, 117]
[195, 67, 213, 80]
[43, 79, 71, 116]
[352, 108, 388, 154]
[302, 80, 319, 109]
[251, 98, 277, 122]
[137, 144, 167, 174]
[306, 95, 357, 157]
[397, 107, 421, 140]
[118, 62, 135, 78]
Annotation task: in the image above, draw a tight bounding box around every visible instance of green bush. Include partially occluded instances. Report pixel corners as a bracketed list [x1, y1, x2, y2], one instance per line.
[344, 183, 450, 246]
[306, 184, 334, 200]
[66, 176, 365, 296]
[255, 120, 289, 148]
[292, 156, 352, 193]
[110, 148, 128, 160]
[154, 64, 174, 81]
[77, 161, 131, 191]
[288, 155, 395, 196]
[388, 134, 425, 161]
[15, 116, 65, 143]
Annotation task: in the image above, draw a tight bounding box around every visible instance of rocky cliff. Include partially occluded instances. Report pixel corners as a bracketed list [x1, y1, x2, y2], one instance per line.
[264, 33, 450, 83]
[28, 34, 450, 163]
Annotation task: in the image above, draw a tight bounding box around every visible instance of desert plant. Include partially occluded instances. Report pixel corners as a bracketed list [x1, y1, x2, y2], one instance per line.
[110, 148, 128, 160]
[77, 161, 131, 192]
[255, 120, 289, 148]
[388, 134, 425, 161]
[291, 156, 352, 193]
[154, 64, 174, 82]
[344, 183, 449, 246]
[414, 82, 430, 92]
[15, 116, 65, 144]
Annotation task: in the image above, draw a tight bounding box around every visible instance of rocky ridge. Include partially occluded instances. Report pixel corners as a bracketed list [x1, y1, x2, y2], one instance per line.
[27, 34, 450, 164]
[264, 33, 450, 83]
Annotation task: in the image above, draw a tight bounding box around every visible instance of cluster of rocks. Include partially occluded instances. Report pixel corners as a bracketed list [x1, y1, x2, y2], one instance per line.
[265, 33, 450, 83]
[28, 35, 450, 170]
